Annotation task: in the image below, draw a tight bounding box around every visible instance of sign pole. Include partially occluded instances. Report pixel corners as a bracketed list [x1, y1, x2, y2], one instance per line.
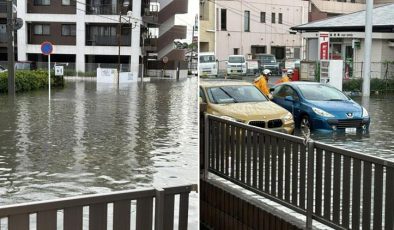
[48, 54, 51, 100]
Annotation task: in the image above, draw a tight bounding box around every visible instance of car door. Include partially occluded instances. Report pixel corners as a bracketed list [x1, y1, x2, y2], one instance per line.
[272, 85, 301, 120]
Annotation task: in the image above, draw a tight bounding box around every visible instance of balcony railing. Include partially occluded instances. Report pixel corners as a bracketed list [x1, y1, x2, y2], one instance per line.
[86, 4, 117, 15]
[0, 184, 196, 230]
[86, 35, 131, 46]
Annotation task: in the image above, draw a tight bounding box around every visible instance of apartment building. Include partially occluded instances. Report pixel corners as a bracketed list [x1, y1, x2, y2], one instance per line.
[307, 0, 394, 22]
[215, 0, 309, 69]
[199, 0, 215, 52]
[14, 0, 188, 77]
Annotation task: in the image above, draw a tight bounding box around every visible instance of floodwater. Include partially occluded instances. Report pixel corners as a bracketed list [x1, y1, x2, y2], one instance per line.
[295, 95, 394, 161]
[0, 78, 198, 228]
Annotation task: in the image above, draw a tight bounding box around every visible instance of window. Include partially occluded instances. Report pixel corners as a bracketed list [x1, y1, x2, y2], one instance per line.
[233, 48, 239, 55]
[271, 12, 276, 23]
[62, 0, 74, 5]
[221, 9, 227, 31]
[62, 24, 76, 36]
[34, 0, 50, 5]
[244, 10, 250, 32]
[260, 12, 266, 23]
[278, 13, 283, 24]
[33, 24, 50, 35]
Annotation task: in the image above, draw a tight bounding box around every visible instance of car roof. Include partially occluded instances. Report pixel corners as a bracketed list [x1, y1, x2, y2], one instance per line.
[200, 80, 253, 88]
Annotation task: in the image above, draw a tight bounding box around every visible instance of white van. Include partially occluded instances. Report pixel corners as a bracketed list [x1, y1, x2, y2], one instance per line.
[226, 55, 247, 76]
[199, 52, 218, 77]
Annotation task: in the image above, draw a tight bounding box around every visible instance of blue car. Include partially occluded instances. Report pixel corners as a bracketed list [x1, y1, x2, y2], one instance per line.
[271, 82, 370, 131]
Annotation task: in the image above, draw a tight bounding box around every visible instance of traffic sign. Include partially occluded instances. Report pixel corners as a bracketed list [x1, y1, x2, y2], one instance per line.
[41, 41, 53, 55]
[55, 66, 64, 76]
[163, 56, 168, 64]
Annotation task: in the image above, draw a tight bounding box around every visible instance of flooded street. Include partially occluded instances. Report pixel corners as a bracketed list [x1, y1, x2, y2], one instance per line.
[0, 78, 198, 227]
[296, 95, 394, 161]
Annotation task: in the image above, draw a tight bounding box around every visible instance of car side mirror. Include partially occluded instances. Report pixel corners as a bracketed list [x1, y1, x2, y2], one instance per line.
[285, 96, 294, 102]
[269, 88, 275, 93]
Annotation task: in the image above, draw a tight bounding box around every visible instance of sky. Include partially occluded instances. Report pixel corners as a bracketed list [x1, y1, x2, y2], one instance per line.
[175, 0, 198, 43]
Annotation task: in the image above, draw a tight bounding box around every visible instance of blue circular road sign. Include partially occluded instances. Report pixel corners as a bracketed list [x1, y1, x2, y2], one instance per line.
[41, 41, 53, 55]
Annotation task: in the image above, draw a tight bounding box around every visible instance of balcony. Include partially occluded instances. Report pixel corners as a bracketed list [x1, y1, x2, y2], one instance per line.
[86, 4, 117, 15]
[86, 35, 131, 46]
[143, 37, 157, 52]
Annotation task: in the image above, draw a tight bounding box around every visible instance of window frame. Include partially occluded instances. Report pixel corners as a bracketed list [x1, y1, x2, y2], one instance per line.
[61, 24, 76, 36]
[221, 8, 227, 31]
[260, 12, 266, 23]
[278, 13, 283, 24]
[33, 24, 50, 35]
[244, 10, 250, 32]
[34, 0, 50, 6]
[271, 12, 276, 24]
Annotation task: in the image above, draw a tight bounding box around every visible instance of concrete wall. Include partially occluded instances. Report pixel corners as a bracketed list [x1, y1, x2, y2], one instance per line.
[215, 0, 309, 70]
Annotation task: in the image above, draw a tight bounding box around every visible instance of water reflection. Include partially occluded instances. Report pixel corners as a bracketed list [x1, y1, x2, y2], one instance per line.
[0, 78, 198, 206]
[295, 94, 394, 161]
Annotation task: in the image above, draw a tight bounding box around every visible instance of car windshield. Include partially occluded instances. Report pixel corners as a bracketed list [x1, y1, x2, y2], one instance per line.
[257, 55, 276, 63]
[200, 55, 215, 63]
[207, 85, 268, 104]
[297, 84, 349, 101]
[228, 56, 245, 63]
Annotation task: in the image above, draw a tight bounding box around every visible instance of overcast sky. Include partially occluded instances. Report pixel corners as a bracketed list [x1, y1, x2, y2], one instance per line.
[175, 0, 198, 43]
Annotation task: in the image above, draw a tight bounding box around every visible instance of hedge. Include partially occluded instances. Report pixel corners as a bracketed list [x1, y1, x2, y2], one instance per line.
[0, 70, 64, 93]
[342, 78, 394, 92]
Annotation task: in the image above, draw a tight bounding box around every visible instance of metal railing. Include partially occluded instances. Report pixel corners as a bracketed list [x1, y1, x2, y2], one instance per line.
[0, 184, 195, 230]
[203, 114, 394, 229]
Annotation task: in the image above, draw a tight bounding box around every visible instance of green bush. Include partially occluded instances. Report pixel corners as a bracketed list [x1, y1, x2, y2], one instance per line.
[0, 70, 63, 93]
[343, 78, 394, 92]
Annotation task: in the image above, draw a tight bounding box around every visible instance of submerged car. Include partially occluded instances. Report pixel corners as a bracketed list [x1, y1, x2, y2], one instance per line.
[271, 82, 370, 131]
[200, 80, 295, 134]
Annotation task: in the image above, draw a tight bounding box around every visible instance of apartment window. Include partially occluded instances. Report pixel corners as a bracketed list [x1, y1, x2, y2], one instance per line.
[34, 0, 50, 5]
[234, 48, 239, 55]
[271, 12, 276, 23]
[260, 12, 266, 23]
[62, 24, 76, 36]
[33, 24, 50, 35]
[62, 0, 75, 5]
[244, 10, 250, 32]
[221, 9, 227, 31]
[278, 13, 283, 24]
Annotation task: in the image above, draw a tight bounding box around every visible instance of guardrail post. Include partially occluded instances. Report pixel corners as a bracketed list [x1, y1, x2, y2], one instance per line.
[306, 140, 315, 229]
[155, 187, 165, 230]
[203, 114, 209, 180]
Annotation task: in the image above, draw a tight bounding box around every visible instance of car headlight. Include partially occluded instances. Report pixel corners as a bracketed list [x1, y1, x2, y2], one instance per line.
[362, 107, 369, 118]
[283, 113, 293, 122]
[220, 116, 237, 122]
[312, 107, 335, 117]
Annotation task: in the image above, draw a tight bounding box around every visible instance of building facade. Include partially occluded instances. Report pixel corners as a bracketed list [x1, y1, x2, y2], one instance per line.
[199, 0, 215, 52]
[215, 0, 309, 70]
[307, 0, 394, 22]
[13, 0, 188, 77]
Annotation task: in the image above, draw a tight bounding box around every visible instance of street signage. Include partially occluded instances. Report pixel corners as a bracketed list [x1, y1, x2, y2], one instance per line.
[14, 18, 23, 30]
[163, 56, 168, 64]
[318, 32, 329, 60]
[41, 41, 53, 56]
[55, 66, 64, 76]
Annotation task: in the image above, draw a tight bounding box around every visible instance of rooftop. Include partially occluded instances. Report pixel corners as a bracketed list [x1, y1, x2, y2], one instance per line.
[292, 3, 394, 32]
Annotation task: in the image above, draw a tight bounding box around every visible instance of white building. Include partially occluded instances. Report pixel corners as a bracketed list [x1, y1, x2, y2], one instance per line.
[15, 0, 189, 77]
[215, 0, 309, 69]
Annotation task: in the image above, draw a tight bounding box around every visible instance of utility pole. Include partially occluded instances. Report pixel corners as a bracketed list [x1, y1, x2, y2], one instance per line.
[189, 14, 197, 74]
[7, 0, 15, 95]
[362, 0, 373, 97]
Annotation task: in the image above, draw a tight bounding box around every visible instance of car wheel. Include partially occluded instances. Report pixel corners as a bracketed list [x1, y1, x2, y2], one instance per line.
[300, 115, 312, 133]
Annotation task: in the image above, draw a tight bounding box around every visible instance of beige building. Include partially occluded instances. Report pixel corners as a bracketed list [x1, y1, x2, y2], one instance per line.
[307, 0, 394, 22]
[199, 0, 215, 52]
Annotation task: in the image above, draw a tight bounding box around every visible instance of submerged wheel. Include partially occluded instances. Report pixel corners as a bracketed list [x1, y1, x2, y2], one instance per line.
[300, 115, 312, 130]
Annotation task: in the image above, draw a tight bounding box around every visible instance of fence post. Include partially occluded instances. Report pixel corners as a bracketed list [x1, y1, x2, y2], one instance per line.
[155, 188, 165, 230]
[203, 114, 210, 180]
[306, 140, 315, 229]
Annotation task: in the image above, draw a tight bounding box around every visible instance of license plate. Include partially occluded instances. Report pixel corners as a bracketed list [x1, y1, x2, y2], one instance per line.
[345, 128, 357, 132]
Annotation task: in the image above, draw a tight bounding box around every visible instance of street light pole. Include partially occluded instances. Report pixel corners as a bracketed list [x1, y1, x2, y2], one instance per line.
[117, 13, 121, 86]
[7, 0, 15, 95]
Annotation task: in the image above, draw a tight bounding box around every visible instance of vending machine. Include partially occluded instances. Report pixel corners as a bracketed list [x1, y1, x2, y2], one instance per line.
[320, 60, 344, 91]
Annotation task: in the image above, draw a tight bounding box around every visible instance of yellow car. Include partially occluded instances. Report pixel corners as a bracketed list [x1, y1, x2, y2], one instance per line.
[200, 80, 295, 134]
